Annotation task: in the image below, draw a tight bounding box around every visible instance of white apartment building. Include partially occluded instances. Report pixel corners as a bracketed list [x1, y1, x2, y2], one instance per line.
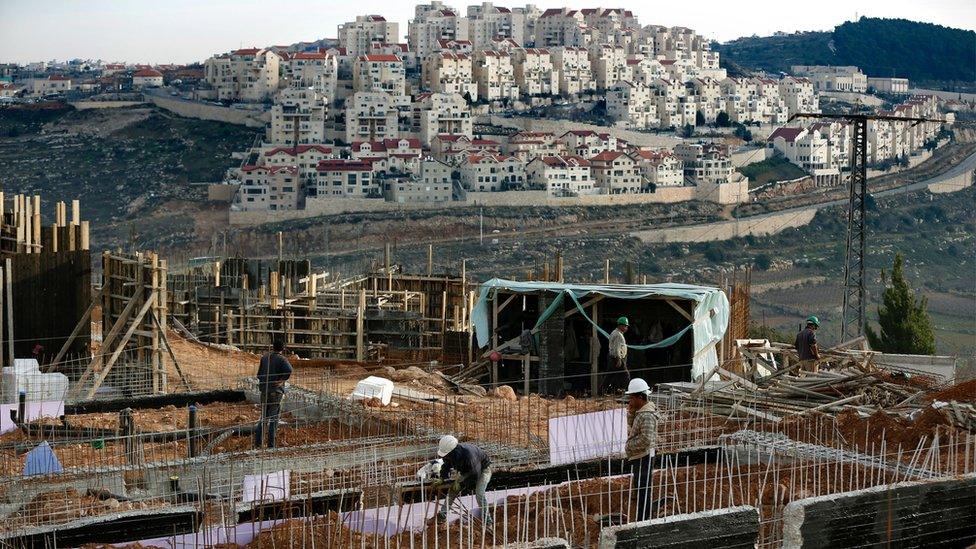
[687, 77, 722, 123]
[606, 81, 658, 129]
[673, 142, 732, 186]
[313, 159, 379, 197]
[423, 52, 477, 99]
[409, 3, 469, 62]
[283, 51, 338, 99]
[269, 88, 327, 145]
[650, 78, 695, 128]
[629, 149, 684, 187]
[867, 77, 910, 94]
[204, 48, 281, 102]
[351, 137, 423, 173]
[550, 47, 595, 96]
[791, 65, 868, 93]
[345, 92, 401, 143]
[235, 165, 301, 211]
[0, 83, 24, 98]
[459, 153, 526, 191]
[385, 177, 453, 203]
[261, 144, 337, 186]
[411, 92, 473, 146]
[581, 8, 639, 43]
[557, 130, 619, 158]
[588, 44, 627, 90]
[512, 48, 558, 96]
[778, 76, 819, 116]
[339, 15, 400, 57]
[526, 155, 595, 196]
[472, 50, 519, 102]
[132, 69, 164, 88]
[589, 150, 644, 194]
[767, 126, 843, 186]
[503, 131, 564, 161]
[537, 8, 586, 47]
[353, 55, 406, 96]
[466, 2, 525, 50]
[627, 57, 667, 85]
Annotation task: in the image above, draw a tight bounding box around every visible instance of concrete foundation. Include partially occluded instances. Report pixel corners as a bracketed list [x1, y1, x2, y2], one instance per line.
[782, 474, 976, 549]
[597, 505, 759, 548]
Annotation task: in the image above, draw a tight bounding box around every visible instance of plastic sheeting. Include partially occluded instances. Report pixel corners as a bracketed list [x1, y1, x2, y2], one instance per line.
[471, 279, 730, 380]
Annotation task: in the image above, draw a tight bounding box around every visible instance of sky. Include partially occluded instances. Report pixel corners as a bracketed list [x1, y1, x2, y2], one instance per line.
[1, 0, 974, 65]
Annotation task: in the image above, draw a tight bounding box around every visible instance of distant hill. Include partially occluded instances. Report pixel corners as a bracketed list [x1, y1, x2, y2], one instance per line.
[716, 18, 976, 83]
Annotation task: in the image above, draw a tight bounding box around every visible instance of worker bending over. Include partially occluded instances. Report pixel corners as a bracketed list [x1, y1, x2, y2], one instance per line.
[603, 316, 631, 393]
[625, 377, 662, 521]
[435, 435, 493, 524]
[794, 315, 821, 371]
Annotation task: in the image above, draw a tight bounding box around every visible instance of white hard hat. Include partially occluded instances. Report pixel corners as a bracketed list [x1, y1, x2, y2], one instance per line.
[437, 435, 459, 457]
[625, 378, 651, 395]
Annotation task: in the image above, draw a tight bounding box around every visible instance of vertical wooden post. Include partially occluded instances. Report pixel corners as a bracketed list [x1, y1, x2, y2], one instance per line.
[467, 290, 475, 367]
[158, 259, 168, 393]
[5, 258, 13, 366]
[590, 300, 600, 396]
[32, 196, 41, 253]
[0, 268, 4, 366]
[427, 244, 433, 276]
[150, 254, 160, 394]
[356, 288, 366, 361]
[71, 199, 80, 226]
[604, 259, 610, 284]
[440, 290, 447, 352]
[80, 221, 89, 250]
[523, 354, 530, 397]
[556, 252, 564, 283]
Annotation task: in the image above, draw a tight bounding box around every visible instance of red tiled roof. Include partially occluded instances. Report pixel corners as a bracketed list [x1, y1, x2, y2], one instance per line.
[366, 15, 386, 22]
[233, 48, 261, 56]
[768, 127, 805, 143]
[382, 138, 421, 149]
[292, 52, 329, 60]
[133, 69, 163, 77]
[540, 8, 564, 17]
[48, 75, 71, 81]
[359, 54, 401, 62]
[539, 155, 590, 167]
[317, 159, 372, 172]
[264, 145, 334, 156]
[590, 151, 624, 162]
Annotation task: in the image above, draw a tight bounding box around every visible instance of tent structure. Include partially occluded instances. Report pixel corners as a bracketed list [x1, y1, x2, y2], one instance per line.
[472, 279, 730, 393]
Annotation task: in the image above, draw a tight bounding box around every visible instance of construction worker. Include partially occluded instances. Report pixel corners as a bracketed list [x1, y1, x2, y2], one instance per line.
[435, 435, 493, 524]
[254, 338, 292, 449]
[602, 316, 631, 394]
[794, 316, 821, 371]
[624, 377, 661, 522]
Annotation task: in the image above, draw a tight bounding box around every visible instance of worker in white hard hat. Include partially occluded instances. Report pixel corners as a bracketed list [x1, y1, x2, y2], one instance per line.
[624, 377, 662, 521]
[434, 434, 493, 524]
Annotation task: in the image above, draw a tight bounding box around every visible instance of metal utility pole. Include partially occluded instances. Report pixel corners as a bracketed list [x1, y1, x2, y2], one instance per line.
[789, 112, 943, 340]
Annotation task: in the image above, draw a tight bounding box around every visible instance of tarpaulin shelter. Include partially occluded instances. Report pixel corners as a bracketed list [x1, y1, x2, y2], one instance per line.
[472, 279, 729, 395]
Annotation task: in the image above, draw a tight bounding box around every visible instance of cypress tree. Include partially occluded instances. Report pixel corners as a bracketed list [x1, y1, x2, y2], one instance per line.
[865, 253, 936, 354]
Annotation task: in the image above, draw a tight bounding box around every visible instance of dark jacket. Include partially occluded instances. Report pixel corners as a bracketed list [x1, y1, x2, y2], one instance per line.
[257, 352, 292, 391]
[440, 443, 490, 480]
[794, 327, 818, 361]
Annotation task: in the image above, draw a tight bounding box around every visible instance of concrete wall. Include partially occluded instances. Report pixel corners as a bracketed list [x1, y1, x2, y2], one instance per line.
[208, 183, 238, 202]
[69, 100, 147, 110]
[730, 146, 768, 168]
[782, 474, 976, 549]
[633, 207, 818, 244]
[928, 169, 973, 194]
[479, 115, 682, 149]
[598, 506, 759, 548]
[146, 95, 268, 128]
[228, 187, 701, 226]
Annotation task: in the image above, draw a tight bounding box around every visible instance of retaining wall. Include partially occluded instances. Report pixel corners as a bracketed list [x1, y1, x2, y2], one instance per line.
[782, 474, 976, 549]
[598, 506, 759, 549]
[632, 207, 818, 243]
[479, 115, 682, 149]
[69, 100, 147, 110]
[146, 95, 268, 128]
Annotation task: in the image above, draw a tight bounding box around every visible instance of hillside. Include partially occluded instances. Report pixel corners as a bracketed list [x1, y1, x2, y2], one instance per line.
[716, 17, 976, 83]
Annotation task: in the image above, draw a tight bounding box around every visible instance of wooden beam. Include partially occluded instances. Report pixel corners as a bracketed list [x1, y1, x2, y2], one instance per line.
[5, 258, 13, 367]
[46, 285, 108, 373]
[665, 299, 694, 322]
[149, 310, 191, 390]
[86, 294, 157, 399]
[564, 295, 604, 319]
[590, 300, 600, 395]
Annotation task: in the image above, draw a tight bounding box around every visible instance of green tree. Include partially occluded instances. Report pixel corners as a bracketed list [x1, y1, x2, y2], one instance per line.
[716, 111, 731, 127]
[754, 253, 772, 271]
[681, 124, 694, 138]
[865, 253, 936, 354]
[695, 110, 705, 126]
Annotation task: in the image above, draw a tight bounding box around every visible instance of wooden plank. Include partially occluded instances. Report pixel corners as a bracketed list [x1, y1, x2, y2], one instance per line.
[665, 299, 694, 322]
[47, 284, 107, 372]
[590, 300, 600, 396]
[5, 258, 13, 367]
[87, 293, 157, 399]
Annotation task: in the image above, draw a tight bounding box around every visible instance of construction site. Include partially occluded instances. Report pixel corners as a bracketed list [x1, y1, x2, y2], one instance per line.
[0, 193, 974, 549]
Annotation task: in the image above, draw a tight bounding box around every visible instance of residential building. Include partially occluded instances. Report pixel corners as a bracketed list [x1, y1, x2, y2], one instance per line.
[526, 155, 595, 196]
[269, 88, 327, 145]
[790, 65, 868, 93]
[629, 149, 684, 187]
[338, 15, 399, 57]
[385, 157, 454, 203]
[351, 138, 423, 173]
[472, 50, 519, 102]
[550, 47, 595, 95]
[31, 75, 72, 96]
[503, 131, 564, 161]
[0, 83, 25, 98]
[867, 77, 910, 94]
[588, 44, 627, 90]
[345, 91, 400, 143]
[767, 126, 843, 186]
[512, 48, 558, 96]
[466, 2, 525, 50]
[589, 150, 644, 194]
[234, 165, 302, 211]
[459, 153, 526, 191]
[778, 76, 818, 116]
[422, 52, 477, 99]
[261, 144, 337, 185]
[409, 3, 469, 63]
[606, 81, 658, 129]
[435, 38, 474, 55]
[283, 51, 338, 99]
[353, 55, 406, 96]
[204, 48, 281, 102]
[537, 8, 586, 47]
[412, 92, 473, 146]
[673, 142, 732, 186]
[557, 130, 619, 157]
[132, 68, 164, 88]
[313, 159, 379, 197]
